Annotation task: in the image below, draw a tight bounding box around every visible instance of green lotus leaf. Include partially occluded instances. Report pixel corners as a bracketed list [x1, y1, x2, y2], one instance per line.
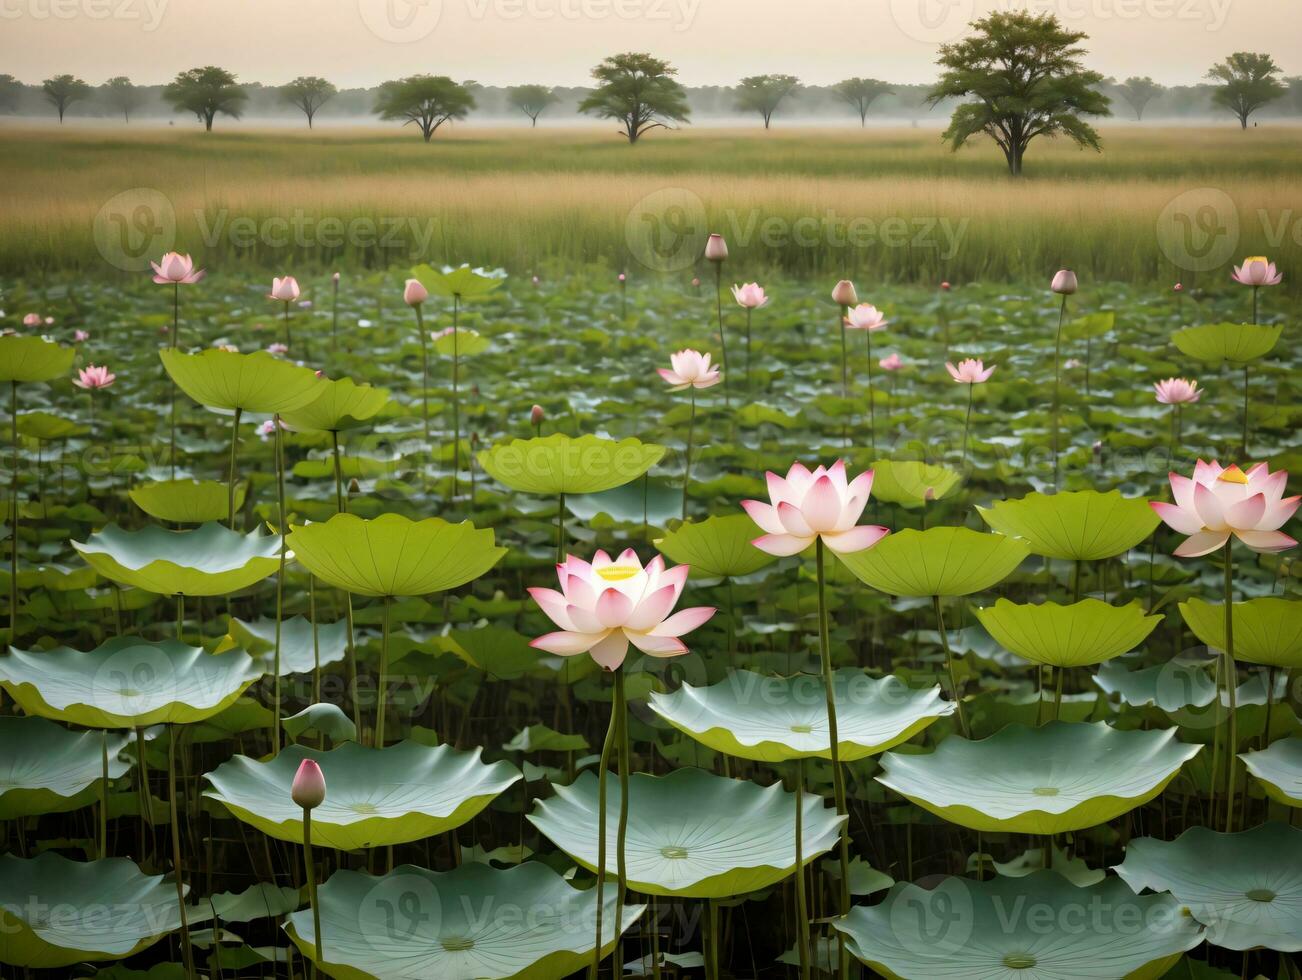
[0, 852, 183, 967]
[129, 479, 247, 524]
[0, 336, 75, 383]
[835, 527, 1029, 597]
[868, 460, 962, 509]
[285, 861, 642, 980]
[1179, 597, 1302, 668]
[0, 715, 131, 819]
[654, 514, 778, 579]
[991, 844, 1104, 887]
[568, 479, 683, 528]
[1066, 310, 1117, 339]
[283, 703, 357, 745]
[438, 626, 542, 681]
[1116, 822, 1302, 952]
[288, 513, 505, 597]
[280, 376, 390, 433]
[221, 616, 348, 675]
[1171, 322, 1283, 364]
[17, 411, 85, 441]
[204, 741, 520, 849]
[206, 882, 302, 923]
[1240, 737, 1302, 808]
[977, 489, 1161, 560]
[0, 637, 262, 728]
[833, 871, 1201, 980]
[973, 599, 1162, 667]
[876, 722, 1200, 835]
[72, 522, 280, 596]
[648, 669, 954, 763]
[528, 766, 845, 898]
[433, 327, 491, 357]
[159, 348, 323, 414]
[1094, 656, 1218, 712]
[477, 433, 666, 495]
[412, 262, 506, 300]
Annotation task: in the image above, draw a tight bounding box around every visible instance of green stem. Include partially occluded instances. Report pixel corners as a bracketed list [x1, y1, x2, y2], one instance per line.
[793, 758, 811, 980]
[815, 539, 850, 974]
[933, 594, 970, 737]
[961, 383, 974, 466]
[865, 327, 876, 455]
[1051, 294, 1067, 488]
[282, 300, 292, 349]
[169, 284, 178, 478]
[590, 671, 620, 979]
[9, 381, 17, 643]
[331, 277, 339, 352]
[614, 666, 630, 974]
[744, 307, 752, 389]
[713, 265, 730, 410]
[1223, 541, 1238, 833]
[414, 305, 429, 444]
[272, 413, 286, 752]
[1241, 363, 1249, 460]
[682, 389, 696, 521]
[452, 295, 461, 497]
[556, 492, 566, 564]
[376, 596, 392, 748]
[168, 725, 195, 977]
[837, 304, 849, 447]
[227, 407, 242, 529]
[100, 731, 109, 860]
[303, 808, 323, 967]
[708, 899, 720, 980]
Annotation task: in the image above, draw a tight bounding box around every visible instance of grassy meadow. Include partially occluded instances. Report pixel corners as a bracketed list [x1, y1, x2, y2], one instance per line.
[3, 123, 1300, 287]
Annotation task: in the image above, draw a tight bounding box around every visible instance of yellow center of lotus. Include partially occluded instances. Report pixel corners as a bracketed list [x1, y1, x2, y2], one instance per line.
[1217, 465, 1248, 484]
[596, 565, 639, 582]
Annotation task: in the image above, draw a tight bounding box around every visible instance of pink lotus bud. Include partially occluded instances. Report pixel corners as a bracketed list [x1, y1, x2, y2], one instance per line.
[22, 313, 40, 327]
[269, 276, 301, 302]
[291, 759, 326, 810]
[940, 281, 951, 291]
[331, 272, 340, 283]
[74, 329, 90, 342]
[691, 277, 701, 287]
[1051, 270, 1078, 295]
[532, 275, 540, 286]
[704, 234, 728, 263]
[530, 404, 545, 426]
[879, 353, 903, 371]
[618, 273, 626, 283]
[831, 280, 858, 307]
[1173, 282, 1183, 292]
[403, 279, 429, 307]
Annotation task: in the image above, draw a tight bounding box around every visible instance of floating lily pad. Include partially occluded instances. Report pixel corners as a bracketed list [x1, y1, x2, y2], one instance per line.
[978, 489, 1161, 560]
[160, 348, 323, 414]
[477, 433, 665, 495]
[876, 722, 1200, 835]
[17, 412, 85, 441]
[1171, 322, 1283, 364]
[0, 637, 262, 728]
[835, 527, 1029, 597]
[437, 626, 542, 681]
[129, 479, 247, 524]
[568, 479, 683, 528]
[1179, 597, 1302, 668]
[529, 766, 844, 898]
[648, 669, 953, 763]
[0, 852, 184, 967]
[833, 871, 1201, 979]
[974, 599, 1162, 667]
[412, 262, 506, 300]
[0, 336, 75, 383]
[654, 514, 779, 578]
[433, 327, 491, 357]
[1240, 738, 1302, 807]
[867, 460, 962, 508]
[204, 741, 520, 849]
[288, 513, 504, 597]
[0, 715, 131, 819]
[280, 377, 390, 433]
[1116, 822, 1302, 952]
[283, 703, 358, 744]
[72, 522, 281, 596]
[1093, 656, 1217, 713]
[284, 861, 642, 980]
[221, 616, 348, 676]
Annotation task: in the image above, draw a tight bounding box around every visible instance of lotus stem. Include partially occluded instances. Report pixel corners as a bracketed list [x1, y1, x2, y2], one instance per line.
[331, 276, 339, 353]
[227, 407, 242, 529]
[100, 731, 109, 860]
[9, 381, 18, 643]
[864, 328, 876, 455]
[452, 294, 461, 498]
[1241, 363, 1250, 460]
[272, 413, 287, 752]
[414, 304, 430, 444]
[682, 388, 696, 522]
[1051, 293, 1067, 488]
[1223, 540, 1238, 833]
[302, 807, 324, 969]
[282, 299, 292, 349]
[837, 303, 849, 447]
[590, 668, 620, 979]
[614, 665, 630, 975]
[1085, 330, 1092, 397]
[1054, 666, 1065, 721]
[793, 758, 811, 980]
[556, 492, 566, 565]
[134, 725, 149, 862]
[713, 264, 730, 410]
[744, 306, 752, 389]
[376, 595, 392, 748]
[707, 898, 721, 980]
[932, 594, 969, 738]
[167, 725, 195, 977]
[310, 575, 321, 706]
[330, 430, 345, 514]
[961, 383, 974, 467]
[169, 284, 178, 478]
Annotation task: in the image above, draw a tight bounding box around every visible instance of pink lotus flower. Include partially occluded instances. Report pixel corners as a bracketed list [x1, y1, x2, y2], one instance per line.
[403, 279, 428, 306]
[267, 342, 289, 356]
[1173, 282, 1183, 293]
[831, 280, 858, 307]
[1151, 460, 1298, 557]
[743, 460, 889, 557]
[704, 234, 728, 262]
[691, 277, 701, 288]
[940, 281, 951, 291]
[879, 353, 903, 371]
[1232, 256, 1282, 287]
[1051, 270, 1078, 295]
[332, 272, 340, 283]
[731, 282, 769, 309]
[528, 549, 716, 670]
[658, 349, 721, 390]
[22, 313, 40, 327]
[1153, 378, 1201, 404]
[151, 252, 205, 285]
[74, 364, 115, 390]
[844, 303, 888, 331]
[530, 404, 544, 426]
[269, 276, 300, 302]
[257, 418, 287, 441]
[74, 329, 89, 342]
[946, 358, 995, 384]
[618, 273, 627, 283]
[291, 759, 326, 809]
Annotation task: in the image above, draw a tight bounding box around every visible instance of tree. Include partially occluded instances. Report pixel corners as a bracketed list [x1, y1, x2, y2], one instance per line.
[101, 76, 140, 123]
[578, 53, 690, 144]
[832, 77, 894, 126]
[1207, 52, 1285, 129]
[281, 76, 337, 128]
[1117, 76, 1164, 120]
[508, 84, 558, 127]
[0, 74, 21, 113]
[734, 74, 800, 129]
[42, 74, 91, 123]
[928, 12, 1110, 176]
[164, 67, 247, 131]
[374, 75, 475, 141]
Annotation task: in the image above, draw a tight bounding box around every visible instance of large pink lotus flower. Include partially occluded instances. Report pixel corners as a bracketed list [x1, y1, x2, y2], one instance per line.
[151, 252, 205, 285]
[528, 549, 716, 670]
[844, 303, 888, 331]
[269, 276, 300, 302]
[731, 282, 769, 309]
[1153, 378, 1200, 404]
[74, 364, 115, 390]
[658, 349, 721, 390]
[946, 358, 995, 383]
[1151, 460, 1298, 557]
[1232, 257, 1282, 287]
[743, 460, 889, 557]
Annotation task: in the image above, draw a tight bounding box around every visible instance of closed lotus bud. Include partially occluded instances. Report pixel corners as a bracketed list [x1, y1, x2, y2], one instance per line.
[291, 759, 326, 809]
[831, 280, 858, 307]
[940, 281, 951, 291]
[1051, 270, 1078, 295]
[403, 279, 428, 307]
[531, 404, 544, 426]
[704, 234, 728, 263]
[1173, 282, 1183, 292]
[331, 272, 340, 283]
[348, 478, 361, 495]
[618, 273, 626, 283]
[691, 277, 700, 287]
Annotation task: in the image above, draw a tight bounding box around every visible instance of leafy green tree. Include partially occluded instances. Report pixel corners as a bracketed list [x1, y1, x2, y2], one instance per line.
[281, 76, 337, 128]
[42, 74, 91, 123]
[1207, 52, 1285, 129]
[832, 77, 894, 126]
[0, 74, 21, 113]
[101, 76, 140, 123]
[164, 67, 247, 131]
[735, 73, 799, 129]
[578, 53, 690, 143]
[928, 11, 1110, 176]
[374, 75, 475, 141]
[1117, 76, 1164, 120]
[508, 84, 558, 127]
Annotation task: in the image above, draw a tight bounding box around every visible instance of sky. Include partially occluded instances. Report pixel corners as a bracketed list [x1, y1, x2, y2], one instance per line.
[0, 0, 1294, 88]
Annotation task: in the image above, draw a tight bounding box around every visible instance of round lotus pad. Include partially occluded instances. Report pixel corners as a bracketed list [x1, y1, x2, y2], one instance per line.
[0, 715, 131, 819]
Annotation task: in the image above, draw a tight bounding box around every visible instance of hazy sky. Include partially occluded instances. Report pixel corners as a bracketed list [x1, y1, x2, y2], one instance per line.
[0, 0, 1293, 88]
